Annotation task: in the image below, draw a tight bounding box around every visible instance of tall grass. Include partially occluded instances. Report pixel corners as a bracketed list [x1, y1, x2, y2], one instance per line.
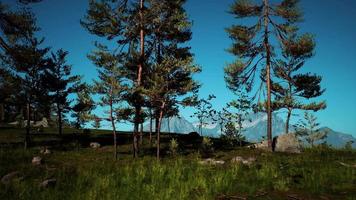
[0, 147, 355, 200]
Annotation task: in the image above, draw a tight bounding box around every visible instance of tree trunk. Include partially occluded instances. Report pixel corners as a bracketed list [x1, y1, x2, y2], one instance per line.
[132, 0, 145, 158]
[157, 101, 166, 160]
[25, 102, 31, 149]
[149, 108, 153, 145]
[167, 117, 170, 133]
[285, 108, 292, 134]
[57, 103, 63, 135]
[133, 106, 140, 158]
[110, 99, 118, 160]
[137, 0, 144, 86]
[263, 0, 273, 150]
[139, 123, 143, 145]
[0, 103, 4, 122]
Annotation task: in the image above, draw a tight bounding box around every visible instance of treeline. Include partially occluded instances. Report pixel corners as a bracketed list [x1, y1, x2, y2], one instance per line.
[0, 0, 326, 159]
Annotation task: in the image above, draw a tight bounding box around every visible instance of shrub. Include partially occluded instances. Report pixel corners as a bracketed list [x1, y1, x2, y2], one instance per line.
[169, 138, 179, 156]
[201, 136, 213, 153]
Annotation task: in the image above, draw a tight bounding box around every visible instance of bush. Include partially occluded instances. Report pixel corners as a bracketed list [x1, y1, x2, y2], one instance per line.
[169, 138, 179, 156]
[201, 136, 213, 153]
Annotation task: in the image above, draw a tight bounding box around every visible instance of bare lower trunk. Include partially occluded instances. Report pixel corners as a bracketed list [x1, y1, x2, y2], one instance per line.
[57, 104, 62, 135]
[133, 0, 145, 158]
[264, 0, 273, 150]
[133, 109, 139, 158]
[110, 102, 118, 160]
[139, 123, 143, 145]
[157, 101, 166, 160]
[149, 109, 153, 145]
[285, 108, 292, 134]
[25, 102, 31, 149]
[0, 103, 4, 122]
[167, 117, 170, 134]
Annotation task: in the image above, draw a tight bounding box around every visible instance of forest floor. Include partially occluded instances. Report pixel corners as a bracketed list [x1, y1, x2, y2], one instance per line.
[0, 127, 355, 200]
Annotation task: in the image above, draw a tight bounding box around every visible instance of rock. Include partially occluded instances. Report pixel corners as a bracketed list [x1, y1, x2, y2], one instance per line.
[33, 117, 48, 128]
[1, 171, 22, 185]
[273, 133, 302, 153]
[40, 147, 51, 155]
[199, 158, 225, 165]
[231, 156, 256, 166]
[248, 140, 270, 150]
[90, 142, 101, 149]
[32, 156, 42, 165]
[39, 178, 56, 188]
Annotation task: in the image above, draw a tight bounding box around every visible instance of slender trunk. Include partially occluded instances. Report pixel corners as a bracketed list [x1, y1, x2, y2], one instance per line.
[263, 0, 273, 150]
[137, 0, 145, 86]
[110, 99, 118, 160]
[157, 101, 166, 160]
[285, 108, 292, 134]
[132, 0, 145, 158]
[0, 103, 4, 122]
[25, 102, 31, 149]
[139, 123, 143, 145]
[149, 108, 153, 145]
[57, 103, 62, 135]
[133, 106, 140, 158]
[167, 117, 170, 134]
[155, 116, 159, 134]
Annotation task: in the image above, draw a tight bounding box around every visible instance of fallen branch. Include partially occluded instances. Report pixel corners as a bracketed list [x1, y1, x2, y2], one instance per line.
[338, 161, 356, 168]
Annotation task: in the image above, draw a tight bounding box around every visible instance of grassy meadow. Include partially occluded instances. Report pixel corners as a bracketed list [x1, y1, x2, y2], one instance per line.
[0, 127, 355, 200]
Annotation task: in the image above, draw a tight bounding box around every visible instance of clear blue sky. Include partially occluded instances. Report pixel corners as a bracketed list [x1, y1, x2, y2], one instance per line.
[5, 0, 356, 135]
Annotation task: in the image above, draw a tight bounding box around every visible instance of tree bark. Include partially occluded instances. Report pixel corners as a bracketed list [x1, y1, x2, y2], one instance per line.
[57, 103, 63, 135]
[25, 102, 31, 149]
[285, 108, 292, 134]
[132, 0, 145, 158]
[167, 117, 170, 134]
[110, 98, 118, 160]
[263, 0, 273, 150]
[139, 123, 143, 145]
[0, 103, 4, 122]
[149, 108, 153, 145]
[157, 101, 166, 160]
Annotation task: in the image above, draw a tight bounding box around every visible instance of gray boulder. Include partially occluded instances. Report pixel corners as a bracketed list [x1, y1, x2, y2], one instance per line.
[90, 142, 101, 149]
[39, 178, 57, 188]
[273, 133, 302, 153]
[32, 156, 42, 165]
[1, 171, 22, 185]
[231, 156, 256, 166]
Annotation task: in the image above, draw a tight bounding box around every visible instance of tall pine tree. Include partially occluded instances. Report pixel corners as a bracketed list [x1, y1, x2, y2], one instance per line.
[225, 0, 305, 149]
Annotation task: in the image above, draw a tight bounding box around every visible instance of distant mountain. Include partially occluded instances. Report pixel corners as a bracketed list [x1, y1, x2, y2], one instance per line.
[143, 114, 355, 148]
[143, 116, 196, 133]
[317, 127, 356, 148]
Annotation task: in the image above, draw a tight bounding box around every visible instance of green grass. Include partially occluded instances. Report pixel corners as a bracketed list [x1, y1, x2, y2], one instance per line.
[0, 127, 355, 200]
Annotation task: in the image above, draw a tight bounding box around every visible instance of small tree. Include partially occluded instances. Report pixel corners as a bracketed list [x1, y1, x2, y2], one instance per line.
[223, 121, 246, 147]
[92, 115, 101, 129]
[272, 34, 326, 134]
[191, 95, 215, 136]
[210, 107, 230, 135]
[71, 84, 94, 130]
[89, 44, 127, 160]
[44, 49, 80, 135]
[294, 111, 327, 147]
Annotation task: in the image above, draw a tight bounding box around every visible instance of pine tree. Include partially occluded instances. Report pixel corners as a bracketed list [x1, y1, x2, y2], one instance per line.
[71, 84, 94, 130]
[272, 34, 326, 133]
[294, 111, 327, 147]
[44, 49, 81, 135]
[82, 0, 149, 158]
[225, 0, 305, 149]
[89, 44, 127, 160]
[191, 95, 215, 136]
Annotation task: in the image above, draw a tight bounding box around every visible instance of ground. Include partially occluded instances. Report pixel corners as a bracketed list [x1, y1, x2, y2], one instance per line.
[0, 127, 355, 200]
